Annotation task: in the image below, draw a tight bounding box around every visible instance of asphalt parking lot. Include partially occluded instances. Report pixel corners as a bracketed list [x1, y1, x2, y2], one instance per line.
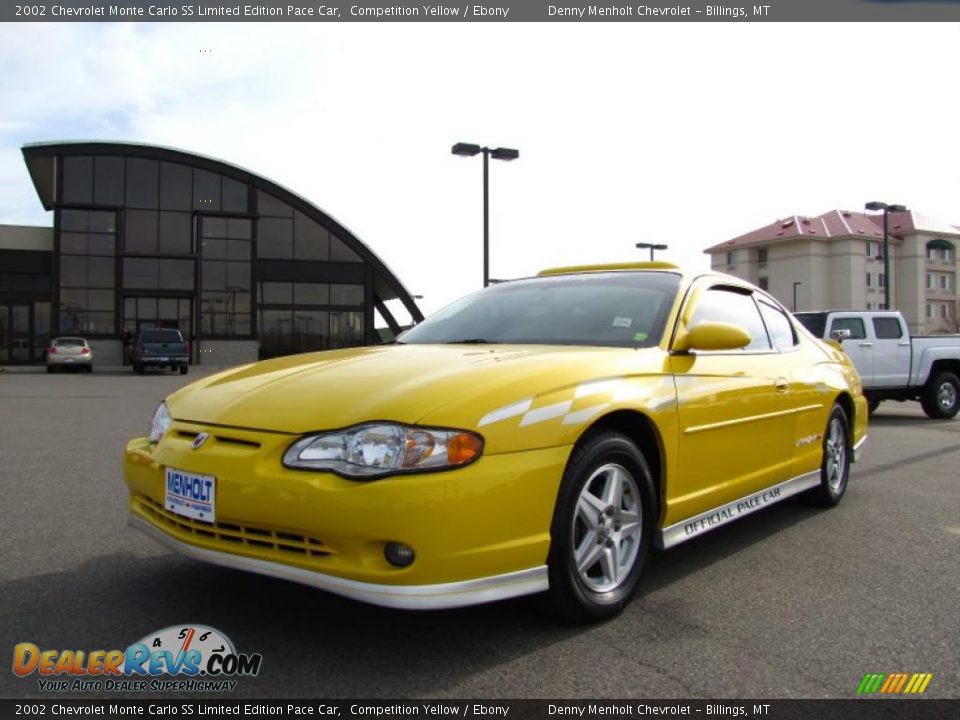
[0, 368, 957, 700]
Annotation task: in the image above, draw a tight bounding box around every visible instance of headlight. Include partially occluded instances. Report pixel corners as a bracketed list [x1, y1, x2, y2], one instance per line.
[283, 423, 483, 479]
[149, 402, 172, 443]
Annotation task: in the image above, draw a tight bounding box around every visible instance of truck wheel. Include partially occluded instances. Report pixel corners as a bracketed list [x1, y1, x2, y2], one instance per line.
[921, 371, 960, 420]
[867, 398, 880, 415]
[179, 365, 189, 375]
[544, 431, 656, 623]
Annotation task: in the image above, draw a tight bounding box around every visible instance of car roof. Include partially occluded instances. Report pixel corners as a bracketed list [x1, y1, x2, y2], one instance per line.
[537, 261, 680, 277]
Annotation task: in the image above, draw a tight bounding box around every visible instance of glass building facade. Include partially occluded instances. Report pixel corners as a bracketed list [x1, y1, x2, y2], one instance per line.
[9, 141, 423, 364]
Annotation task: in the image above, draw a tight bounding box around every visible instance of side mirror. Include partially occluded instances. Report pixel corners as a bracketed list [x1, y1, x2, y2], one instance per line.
[673, 322, 752, 353]
[829, 328, 852, 342]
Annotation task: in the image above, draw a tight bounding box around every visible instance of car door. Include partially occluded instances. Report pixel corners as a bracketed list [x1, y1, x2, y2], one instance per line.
[667, 283, 796, 527]
[826, 314, 873, 384]
[870, 315, 911, 387]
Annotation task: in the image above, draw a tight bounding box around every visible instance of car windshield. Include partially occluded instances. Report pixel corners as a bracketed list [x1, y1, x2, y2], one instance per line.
[400, 271, 681, 348]
[53, 338, 86, 347]
[141, 329, 183, 343]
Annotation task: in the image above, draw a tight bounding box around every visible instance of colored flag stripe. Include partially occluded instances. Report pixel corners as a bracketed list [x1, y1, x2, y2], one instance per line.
[867, 673, 885, 694]
[917, 673, 933, 694]
[893, 674, 909, 693]
[904, 675, 920, 694]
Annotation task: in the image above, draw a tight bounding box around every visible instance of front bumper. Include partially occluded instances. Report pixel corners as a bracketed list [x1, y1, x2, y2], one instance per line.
[125, 425, 570, 607]
[128, 514, 546, 609]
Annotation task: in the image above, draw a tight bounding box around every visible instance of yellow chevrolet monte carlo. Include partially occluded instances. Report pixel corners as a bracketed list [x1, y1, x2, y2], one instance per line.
[125, 263, 867, 621]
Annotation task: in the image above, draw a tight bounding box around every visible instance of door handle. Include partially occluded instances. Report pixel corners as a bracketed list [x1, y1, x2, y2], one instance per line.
[774, 378, 789, 393]
[898, 342, 910, 347]
[857, 342, 873, 347]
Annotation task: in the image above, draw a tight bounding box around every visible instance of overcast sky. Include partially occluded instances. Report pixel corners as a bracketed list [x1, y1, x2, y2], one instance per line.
[1, 22, 958, 316]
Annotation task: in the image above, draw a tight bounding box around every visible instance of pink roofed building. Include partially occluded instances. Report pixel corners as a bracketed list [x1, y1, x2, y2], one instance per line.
[704, 209, 960, 334]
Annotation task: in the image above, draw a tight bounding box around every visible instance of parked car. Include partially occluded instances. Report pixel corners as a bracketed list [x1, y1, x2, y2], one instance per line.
[795, 310, 960, 419]
[129, 328, 190, 375]
[125, 263, 867, 622]
[46, 337, 93, 373]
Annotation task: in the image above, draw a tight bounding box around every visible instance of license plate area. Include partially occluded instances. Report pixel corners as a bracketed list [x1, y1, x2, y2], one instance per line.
[165, 467, 216, 523]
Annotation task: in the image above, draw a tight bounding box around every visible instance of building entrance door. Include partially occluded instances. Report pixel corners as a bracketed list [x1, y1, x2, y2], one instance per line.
[0, 303, 32, 364]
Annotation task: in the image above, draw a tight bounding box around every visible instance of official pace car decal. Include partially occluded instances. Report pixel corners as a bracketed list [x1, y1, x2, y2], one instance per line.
[12, 624, 261, 693]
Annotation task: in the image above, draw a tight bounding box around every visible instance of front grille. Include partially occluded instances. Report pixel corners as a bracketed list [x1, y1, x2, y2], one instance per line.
[175, 431, 261, 450]
[136, 495, 333, 557]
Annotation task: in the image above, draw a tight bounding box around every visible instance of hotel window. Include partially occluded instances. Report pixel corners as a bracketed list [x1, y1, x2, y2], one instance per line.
[928, 247, 937, 261]
[865, 242, 872, 257]
[757, 248, 767, 265]
[942, 275, 952, 291]
[944, 248, 953, 262]
[927, 274, 934, 290]
[927, 303, 934, 319]
[866, 272, 872, 288]
[941, 303, 949, 319]
[878, 273, 886, 288]
[726, 251, 737, 265]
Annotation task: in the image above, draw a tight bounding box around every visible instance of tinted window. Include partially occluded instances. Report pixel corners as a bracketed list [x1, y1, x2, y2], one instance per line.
[830, 317, 866, 340]
[94, 156, 124, 205]
[54, 338, 86, 347]
[126, 158, 159, 208]
[758, 300, 797, 350]
[873, 317, 903, 339]
[795, 313, 826, 337]
[141, 329, 184, 343]
[402, 272, 681, 348]
[689, 288, 770, 351]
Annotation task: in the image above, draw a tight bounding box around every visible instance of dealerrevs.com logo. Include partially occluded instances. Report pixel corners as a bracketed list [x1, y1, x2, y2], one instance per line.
[12, 624, 262, 693]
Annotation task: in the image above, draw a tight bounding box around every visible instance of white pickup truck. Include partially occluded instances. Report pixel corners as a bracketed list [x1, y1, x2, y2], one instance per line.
[794, 310, 960, 419]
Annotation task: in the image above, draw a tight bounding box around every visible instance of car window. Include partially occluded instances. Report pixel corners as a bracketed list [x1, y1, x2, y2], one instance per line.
[141, 329, 184, 343]
[872, 317, 903, 339]
[401, 272, 681, 348]
[830, 318, 866, 340]
[794, 312, 826, 337]
[53, 338, 86, 347]
[758, 299, 797, 350]
[688, 287, 771, 351]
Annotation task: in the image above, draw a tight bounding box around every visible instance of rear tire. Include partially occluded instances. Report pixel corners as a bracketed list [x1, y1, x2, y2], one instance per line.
[920, 371, 959, 420]
[867, 398, 880, 415]
[804, 404, 851, 507]
[179, 365, 188, 375]
[544, 431, 656, 623]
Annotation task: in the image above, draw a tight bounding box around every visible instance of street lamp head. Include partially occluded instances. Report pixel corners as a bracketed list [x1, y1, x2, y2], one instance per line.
[865, 201, 887, 212]
[451, 142, 482, 157]
[490, 147, 519, 161]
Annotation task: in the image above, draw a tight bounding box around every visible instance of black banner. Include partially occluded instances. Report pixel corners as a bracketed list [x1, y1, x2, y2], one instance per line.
[5, 0, 960, 23]
[0, 700, 958, 720]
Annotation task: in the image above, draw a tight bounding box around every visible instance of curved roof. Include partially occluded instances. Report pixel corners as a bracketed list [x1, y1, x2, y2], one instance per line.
[21, 140, 423, 322]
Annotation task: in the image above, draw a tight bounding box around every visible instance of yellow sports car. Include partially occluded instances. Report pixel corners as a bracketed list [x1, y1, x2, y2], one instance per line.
[125, 263, 867, 621]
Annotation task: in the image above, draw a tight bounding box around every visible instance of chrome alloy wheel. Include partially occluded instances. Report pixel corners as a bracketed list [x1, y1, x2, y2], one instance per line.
[825, 416, 847, 494]
[938, 380, 957, 412]
[572, 463, 642, 593]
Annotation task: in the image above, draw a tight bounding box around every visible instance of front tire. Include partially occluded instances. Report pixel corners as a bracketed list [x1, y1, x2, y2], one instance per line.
[179, 365, 189, 375]
[920, 371, 959, 420]
[805, 404, 851, 507]
[545, 431, 656, 623]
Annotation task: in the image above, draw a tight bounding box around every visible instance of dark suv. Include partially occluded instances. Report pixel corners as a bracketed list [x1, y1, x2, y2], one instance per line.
[129, 328, 190, 375]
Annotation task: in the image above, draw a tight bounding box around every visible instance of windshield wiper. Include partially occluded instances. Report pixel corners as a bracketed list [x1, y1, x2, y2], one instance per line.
[446, 338, 491, 344]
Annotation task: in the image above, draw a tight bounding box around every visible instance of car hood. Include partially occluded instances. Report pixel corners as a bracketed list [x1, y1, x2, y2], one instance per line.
[168, 344, 662, 435]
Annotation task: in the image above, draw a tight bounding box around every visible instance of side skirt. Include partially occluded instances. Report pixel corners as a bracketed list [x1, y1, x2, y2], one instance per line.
[656, 471, 821, 550]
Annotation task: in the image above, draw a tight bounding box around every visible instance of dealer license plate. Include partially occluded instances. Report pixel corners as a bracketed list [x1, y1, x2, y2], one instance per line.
[157, 356, 169, 362]
[165, 467, 216, 523]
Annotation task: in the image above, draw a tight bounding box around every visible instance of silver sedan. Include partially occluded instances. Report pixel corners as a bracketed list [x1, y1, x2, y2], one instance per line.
[46, 337, 93, 373]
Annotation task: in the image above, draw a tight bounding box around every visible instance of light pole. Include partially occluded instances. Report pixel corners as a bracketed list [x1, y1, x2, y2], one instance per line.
[451, 142, 519, 287]
[793, 281, 802, 312]
[865, 201, 908, 310]
[636, 242, 668, 261]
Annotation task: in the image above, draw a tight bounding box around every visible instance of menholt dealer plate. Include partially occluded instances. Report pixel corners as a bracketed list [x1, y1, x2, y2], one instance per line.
[164, 467, 216, 523]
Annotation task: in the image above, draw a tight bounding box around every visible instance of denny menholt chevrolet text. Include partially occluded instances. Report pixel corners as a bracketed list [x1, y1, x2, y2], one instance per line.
[124, 263, 867, 621]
